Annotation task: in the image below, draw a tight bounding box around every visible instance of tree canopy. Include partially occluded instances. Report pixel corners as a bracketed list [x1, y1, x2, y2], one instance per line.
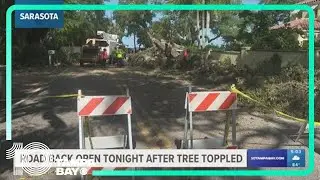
[0, 0, 308, 65]
[223, 10, 303, 50]
[113, 0, 154, 50]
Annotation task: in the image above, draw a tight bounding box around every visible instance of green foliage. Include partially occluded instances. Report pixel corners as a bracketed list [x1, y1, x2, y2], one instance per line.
[251, 28, 302, 50]
[114, 0, 154, 49]
[151, 0, 242, 47]
[47, 1, 111, 47]
[0, 0, 9, 65]
[114, 9, 154, 48]
[228, 10, 302, 51]
[263, 0, 298, 4]
[136, 28, 153, 48]
[55, 48, 80, 65]
[0, 0, 311, 68]
[15, 43, 48, 67]
[1, 1, 49, 65]
[151, 16, 174, 41]
[242, 64, 312, 120]
[281, 63, 308, 82]
[232, 62, 318, 121]
[1, 0, 109, 67]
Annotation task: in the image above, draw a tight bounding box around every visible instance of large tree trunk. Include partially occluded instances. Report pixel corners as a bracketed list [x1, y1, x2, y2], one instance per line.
[196, 11, 200, 48]
[146, 31, 183, 58]
[128, 32, 186, 69]
[133, 34, 136, 53]
[201, 1, 205, 49]
[206, 10, 210, 45]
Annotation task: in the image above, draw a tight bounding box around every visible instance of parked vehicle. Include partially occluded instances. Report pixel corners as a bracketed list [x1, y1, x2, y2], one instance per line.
[79, 31, 119, 67]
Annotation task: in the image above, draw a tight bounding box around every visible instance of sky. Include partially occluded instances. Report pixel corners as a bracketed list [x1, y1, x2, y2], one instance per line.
[103, 0, 261, 48]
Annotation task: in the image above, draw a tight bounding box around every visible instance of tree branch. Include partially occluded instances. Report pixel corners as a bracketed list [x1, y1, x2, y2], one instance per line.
[176, 33, 187, 40]
[207, 31, 222, 43]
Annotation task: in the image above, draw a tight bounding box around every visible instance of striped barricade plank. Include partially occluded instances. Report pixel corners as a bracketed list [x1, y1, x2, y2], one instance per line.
[187, 91, 237, 112]
[77, 96, 132, 116]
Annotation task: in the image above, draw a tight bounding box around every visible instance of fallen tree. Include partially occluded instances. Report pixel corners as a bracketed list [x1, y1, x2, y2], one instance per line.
[147, 31, 184, 58]
[128, 31, 185, 68]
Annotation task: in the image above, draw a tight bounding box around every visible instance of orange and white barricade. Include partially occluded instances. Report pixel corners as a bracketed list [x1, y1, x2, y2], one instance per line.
[177, 86, 238, 149]
[77, 88, 135, 178]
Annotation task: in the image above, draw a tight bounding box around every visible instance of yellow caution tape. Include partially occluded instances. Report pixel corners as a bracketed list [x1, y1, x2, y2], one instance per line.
[40, 94, 80, 98]
[230, 84, 320, 127]
[0, 94, 80, 102]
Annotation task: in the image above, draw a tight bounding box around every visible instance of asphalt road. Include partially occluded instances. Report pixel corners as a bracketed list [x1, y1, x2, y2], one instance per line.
[0, 66, 319, 180]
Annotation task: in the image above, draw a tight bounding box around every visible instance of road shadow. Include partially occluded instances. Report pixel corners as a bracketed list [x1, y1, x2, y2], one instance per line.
[1, 66, 311, 179]
[4, 66, 306, 148]
[246, 112, 320, 154]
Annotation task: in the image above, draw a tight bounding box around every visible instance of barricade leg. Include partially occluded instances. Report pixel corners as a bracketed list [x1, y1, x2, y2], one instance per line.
[295, 122, 308, 142]
[232, 109, 237, 145]
[231, 109, 238, 179]
[189, 111, 193, 149]
[78, 90, 86, 180]
[127, 115, 133, 148]
[77, 89, 136, 179]
[78, 90, 84, 149]
[79, 117, 84, 149]
[188, 86, 193, 149]
[126, 88, 133, 149]
[183, 111, 188, 149]
[183, 87, 191, 149]
[126, 88, 135, 180]
[223, 111, 230, 146]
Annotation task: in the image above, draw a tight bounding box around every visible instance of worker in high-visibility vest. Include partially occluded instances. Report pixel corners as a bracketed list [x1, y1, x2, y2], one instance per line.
[114, 46, 125, 67]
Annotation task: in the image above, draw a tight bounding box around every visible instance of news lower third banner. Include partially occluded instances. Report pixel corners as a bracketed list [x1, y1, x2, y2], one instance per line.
[13, 149, 305, 169]
[15, 0, 64, 28]
[247, 149, 305, 168]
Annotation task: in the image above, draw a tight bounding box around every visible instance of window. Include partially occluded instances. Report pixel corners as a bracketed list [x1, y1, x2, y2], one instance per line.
[96, 41, 109, 47]
[86, 40, 93, 45]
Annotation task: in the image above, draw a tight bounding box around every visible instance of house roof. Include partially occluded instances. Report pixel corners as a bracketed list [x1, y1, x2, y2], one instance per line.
[296, 0, 320, 5]
[264, 0, 320, 5]
[270, 18, 320, 30]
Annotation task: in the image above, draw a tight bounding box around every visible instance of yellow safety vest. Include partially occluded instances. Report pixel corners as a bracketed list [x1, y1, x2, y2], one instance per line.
[116, 50, 123, 58]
